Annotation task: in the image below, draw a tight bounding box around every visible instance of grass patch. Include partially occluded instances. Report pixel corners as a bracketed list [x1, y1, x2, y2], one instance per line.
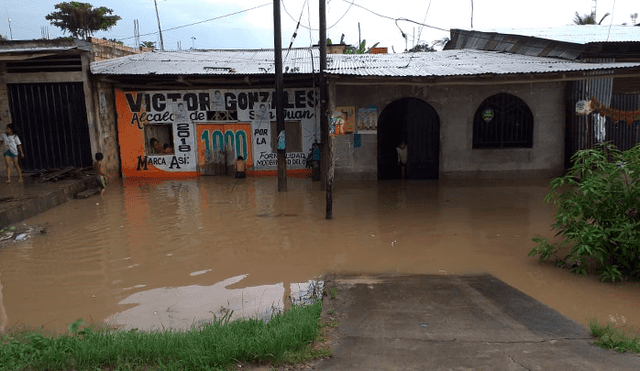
[589, 319, 640, 354]
[0, 301, 323, 371]
[278, 318, 334, 366]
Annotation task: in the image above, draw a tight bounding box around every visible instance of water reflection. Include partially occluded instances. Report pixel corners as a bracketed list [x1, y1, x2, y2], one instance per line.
[0, 176, 638, 334]
[107, 274, 322, 331]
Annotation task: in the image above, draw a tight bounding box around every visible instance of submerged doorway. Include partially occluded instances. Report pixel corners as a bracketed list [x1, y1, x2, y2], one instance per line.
[378, 97, 440, 180]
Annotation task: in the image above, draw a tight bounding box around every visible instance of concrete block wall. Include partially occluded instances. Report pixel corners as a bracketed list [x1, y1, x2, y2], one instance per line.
[0, 63, 9, 125]
[334, 80, 568, 179]
[91, 81, 121, 176]
[333, 133, 377, 180]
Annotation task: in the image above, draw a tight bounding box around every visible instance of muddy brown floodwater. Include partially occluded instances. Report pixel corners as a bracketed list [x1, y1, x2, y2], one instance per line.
[0, 177, 639, 335]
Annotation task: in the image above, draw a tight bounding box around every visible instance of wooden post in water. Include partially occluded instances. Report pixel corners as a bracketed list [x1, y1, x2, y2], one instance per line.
[319, 0, 332, 219]
[274, 0, 287, 191]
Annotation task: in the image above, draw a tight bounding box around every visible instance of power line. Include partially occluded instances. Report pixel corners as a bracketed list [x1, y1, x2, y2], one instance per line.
[119, 3, 271, 41]
[282, 0, 354, 31]
[285, 0, 307, 58]
[607, 0, 616, 42]
[416, 0, 432, 45]
[342, 0, 448, 32]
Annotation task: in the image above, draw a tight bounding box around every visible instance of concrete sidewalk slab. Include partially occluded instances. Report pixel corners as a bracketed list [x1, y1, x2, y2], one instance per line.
[0, 175, 98, 228]
[315, 274, 640, 370]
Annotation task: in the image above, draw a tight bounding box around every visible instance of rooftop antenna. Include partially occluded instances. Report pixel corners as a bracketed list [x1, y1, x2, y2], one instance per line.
[470, 0, 474, 28]
[591, 0, 597, 19]
[6, 8, 13, 40]
[134, 19, 140, 48]
[41, 26, 49, 40]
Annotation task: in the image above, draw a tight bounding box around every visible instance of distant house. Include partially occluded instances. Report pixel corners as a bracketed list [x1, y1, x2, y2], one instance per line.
[446, 26, 640, 167]
[0, 38, 147, 174]
[90, 46, 640, 180]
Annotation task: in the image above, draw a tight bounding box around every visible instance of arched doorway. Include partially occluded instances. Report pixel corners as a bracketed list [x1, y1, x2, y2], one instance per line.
[378, 98, 440, 179]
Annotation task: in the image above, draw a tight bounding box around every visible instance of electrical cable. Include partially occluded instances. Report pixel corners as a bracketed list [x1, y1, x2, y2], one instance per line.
[340, 0, 448, 32]
[607, 0, 616, 42]
[282, 0, 354, 31]
[118, 2, 272, 41]
[416, 0, 432, 45]
[285, 0, 308, 60]
[306, 0, 315, 45]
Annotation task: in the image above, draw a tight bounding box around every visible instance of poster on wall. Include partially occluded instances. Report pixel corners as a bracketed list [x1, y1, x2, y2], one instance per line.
[357, 106, 378, 130]
[115, 88, 319, 177]
[332, 106, 356, 135]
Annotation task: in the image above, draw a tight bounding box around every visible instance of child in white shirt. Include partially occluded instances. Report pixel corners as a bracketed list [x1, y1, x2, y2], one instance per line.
[1, 124, 25, 183]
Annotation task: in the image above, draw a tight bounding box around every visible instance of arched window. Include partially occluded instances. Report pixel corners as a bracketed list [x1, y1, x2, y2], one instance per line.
[473, 93, 533, 148]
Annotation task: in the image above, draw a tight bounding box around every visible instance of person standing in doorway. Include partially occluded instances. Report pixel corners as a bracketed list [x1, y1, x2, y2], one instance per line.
[1, 124, 25, 184]
[396, 141, 408, 179]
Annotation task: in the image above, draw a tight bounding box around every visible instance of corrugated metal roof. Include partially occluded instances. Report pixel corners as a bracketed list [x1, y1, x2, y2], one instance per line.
[91, 48, 640, 78]
[0, 46, 78, 54]
[472, 25, 640, 44]
[91, 48, 319, 76]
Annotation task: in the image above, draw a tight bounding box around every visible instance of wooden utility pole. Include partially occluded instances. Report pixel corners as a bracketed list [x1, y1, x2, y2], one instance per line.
[274, 0, 287, 191]
[319, 0, 332, 219]
[153, 0, 165, 51]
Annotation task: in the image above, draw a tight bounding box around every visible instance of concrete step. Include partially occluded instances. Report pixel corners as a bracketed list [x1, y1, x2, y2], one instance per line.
[76, 188, 101, 199]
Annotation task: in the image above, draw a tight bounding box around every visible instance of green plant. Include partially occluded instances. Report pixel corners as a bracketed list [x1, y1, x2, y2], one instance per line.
[529, 142, 640, 282]
[589, 319, 640, 353]
[329, 287, 337, 299]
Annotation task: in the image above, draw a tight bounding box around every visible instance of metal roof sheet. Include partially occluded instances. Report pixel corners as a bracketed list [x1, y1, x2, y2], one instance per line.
[472, 25, 640, 44]
[91, 48, 319, 76]
[0, 46, 78, 54]
[91, 48, 640, 78]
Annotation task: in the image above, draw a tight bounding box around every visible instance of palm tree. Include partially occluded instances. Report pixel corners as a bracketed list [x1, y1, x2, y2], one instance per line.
[573, 11, 611, 25]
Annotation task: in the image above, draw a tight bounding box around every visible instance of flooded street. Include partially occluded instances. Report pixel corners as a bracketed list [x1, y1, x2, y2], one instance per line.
[0, 177, 639, 334]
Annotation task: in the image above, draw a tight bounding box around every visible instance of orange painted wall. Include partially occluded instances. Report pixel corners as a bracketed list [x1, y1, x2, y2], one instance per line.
[116, 90, 198, 179]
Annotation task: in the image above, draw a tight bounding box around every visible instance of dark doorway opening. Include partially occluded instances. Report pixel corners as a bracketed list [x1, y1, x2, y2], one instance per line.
[7, 83, 93, 172]
[378, 97, 440, 180]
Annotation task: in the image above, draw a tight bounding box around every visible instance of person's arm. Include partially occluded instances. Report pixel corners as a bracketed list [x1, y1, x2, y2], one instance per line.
[17, 144, 24, 158]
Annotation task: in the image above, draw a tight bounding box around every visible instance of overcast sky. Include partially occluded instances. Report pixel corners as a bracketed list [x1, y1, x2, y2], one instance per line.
[1, 0, 638, 52]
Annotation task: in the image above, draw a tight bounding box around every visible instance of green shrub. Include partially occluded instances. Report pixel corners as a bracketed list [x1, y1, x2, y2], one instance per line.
[529, 142, 640, 282]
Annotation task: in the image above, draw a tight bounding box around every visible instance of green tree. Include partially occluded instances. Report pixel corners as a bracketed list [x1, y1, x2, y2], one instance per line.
[45, 2, 121, 40]
[140, 40, 156, 49]
[339, 34, 380, 54]
[407, 43, 435, 53]
[573, 11, 611, 25]
[0, 34, 7, 41]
